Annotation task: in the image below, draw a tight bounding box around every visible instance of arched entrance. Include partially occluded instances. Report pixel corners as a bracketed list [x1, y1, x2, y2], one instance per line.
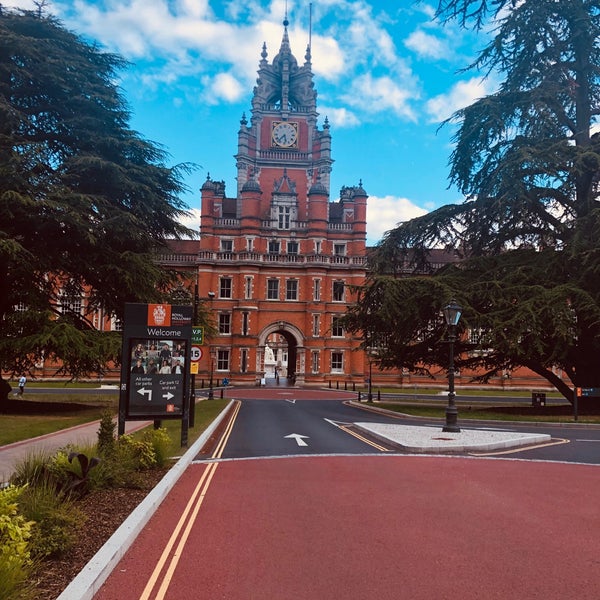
[258, 321, 304, 386]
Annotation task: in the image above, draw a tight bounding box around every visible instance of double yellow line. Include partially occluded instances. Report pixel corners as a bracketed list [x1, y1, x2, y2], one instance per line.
[139, 400, 241, 600]
[338, 423, 390, 452]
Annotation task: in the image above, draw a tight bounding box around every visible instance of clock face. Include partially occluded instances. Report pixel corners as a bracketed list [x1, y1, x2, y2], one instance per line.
[272, 121, 298, 147]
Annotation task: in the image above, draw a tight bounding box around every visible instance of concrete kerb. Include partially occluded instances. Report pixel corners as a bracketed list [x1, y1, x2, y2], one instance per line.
[353, 422, 551, 454]
[56, 399, 235, 600]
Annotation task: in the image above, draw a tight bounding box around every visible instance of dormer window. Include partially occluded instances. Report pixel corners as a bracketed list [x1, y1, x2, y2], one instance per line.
[278, 205, 291, 229]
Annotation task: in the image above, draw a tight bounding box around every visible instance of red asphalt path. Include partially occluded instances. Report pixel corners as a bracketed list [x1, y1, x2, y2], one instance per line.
[95, 455, 600, 600]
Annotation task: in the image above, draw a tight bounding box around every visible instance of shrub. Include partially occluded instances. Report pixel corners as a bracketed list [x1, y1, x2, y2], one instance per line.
[45, 446, 100, 496]
[142, 428, 172, 468]
[18, 480, 82, 559]
[10, 450, 54, 488]
[97, 410, 117, 457]
[118, 435, 156, 470]
[0, 485, 34, 600]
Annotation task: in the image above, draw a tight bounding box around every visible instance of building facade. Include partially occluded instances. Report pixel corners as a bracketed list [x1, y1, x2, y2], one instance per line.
[13, 20, 559, 393]
[196, 21, 368, 386]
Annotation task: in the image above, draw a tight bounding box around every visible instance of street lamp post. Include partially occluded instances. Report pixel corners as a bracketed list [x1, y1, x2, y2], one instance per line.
[442, 300, 462, 433]
[367, 356, 373, 403]
[208, 349, 215, 400]
[206, 291, 215, 400]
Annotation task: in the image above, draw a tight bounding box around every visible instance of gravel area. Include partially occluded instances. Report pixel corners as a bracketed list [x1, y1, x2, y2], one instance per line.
[354, 423, 551, 453]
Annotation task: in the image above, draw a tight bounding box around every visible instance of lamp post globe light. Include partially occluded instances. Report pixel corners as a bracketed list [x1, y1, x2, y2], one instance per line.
[442, 300, 462, 433]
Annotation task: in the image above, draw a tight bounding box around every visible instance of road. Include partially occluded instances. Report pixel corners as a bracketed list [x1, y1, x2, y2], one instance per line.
[93, 389, 600, 600]
[218, 389, 600, 464]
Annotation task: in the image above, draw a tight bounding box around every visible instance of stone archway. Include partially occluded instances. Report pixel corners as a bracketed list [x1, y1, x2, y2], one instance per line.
[258, 321, 305, 385]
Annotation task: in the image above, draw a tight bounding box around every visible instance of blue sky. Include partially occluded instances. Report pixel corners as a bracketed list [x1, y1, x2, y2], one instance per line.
[10, 0, 493, 245]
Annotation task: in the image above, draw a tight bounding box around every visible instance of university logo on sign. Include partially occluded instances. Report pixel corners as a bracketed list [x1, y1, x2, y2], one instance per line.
[148, 304, 171, 326]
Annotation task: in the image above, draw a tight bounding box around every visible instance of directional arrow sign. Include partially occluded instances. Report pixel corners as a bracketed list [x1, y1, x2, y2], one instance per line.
[285, 433, 309, 447]
[162, 391, 174, 401]
[137, 387, 152, 402]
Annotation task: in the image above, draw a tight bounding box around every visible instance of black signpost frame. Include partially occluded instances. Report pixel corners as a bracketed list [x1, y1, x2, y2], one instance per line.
[118, 303, 192, 446]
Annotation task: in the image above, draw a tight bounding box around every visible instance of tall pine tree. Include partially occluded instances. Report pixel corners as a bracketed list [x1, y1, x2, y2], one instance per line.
[346, 1, 600, 403]
[0, 9, 195, 399]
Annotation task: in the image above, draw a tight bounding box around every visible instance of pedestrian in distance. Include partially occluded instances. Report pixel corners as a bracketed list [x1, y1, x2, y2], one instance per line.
[14, 374, 26, 396]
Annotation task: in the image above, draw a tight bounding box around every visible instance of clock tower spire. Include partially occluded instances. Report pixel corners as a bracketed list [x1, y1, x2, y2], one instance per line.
[235, 16, 330, 203]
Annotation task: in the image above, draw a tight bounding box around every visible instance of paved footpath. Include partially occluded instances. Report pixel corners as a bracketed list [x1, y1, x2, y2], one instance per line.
[0, 419, 150, 482]
[94, 455, 600, 600]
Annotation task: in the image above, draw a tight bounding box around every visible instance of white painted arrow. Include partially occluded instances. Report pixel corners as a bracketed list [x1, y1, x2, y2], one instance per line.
[137, 387, 152, 401]
[285, 433, 309, 447]
[162, 391, 174, 401]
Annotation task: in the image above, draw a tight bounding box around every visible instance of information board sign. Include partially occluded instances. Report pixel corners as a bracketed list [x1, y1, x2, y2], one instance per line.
[119, 303, 192, 422]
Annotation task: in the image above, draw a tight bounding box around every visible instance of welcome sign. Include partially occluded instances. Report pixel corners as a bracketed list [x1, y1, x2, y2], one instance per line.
[119, 303, 192, 424]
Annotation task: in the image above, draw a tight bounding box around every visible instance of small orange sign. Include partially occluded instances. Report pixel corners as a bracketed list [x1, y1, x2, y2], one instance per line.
[147, 304, 171, 326]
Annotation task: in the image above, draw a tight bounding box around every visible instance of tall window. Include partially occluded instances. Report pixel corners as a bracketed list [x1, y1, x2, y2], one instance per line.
[246, 237, 254, 251]
[311, 350, 320, 374]
[287, 240, 299, 254]
[245, 276, 253, 299]
[220, 239, 233, 252]
[286, 279, 298, 301]
[268, 240, 280, 254]
[218, 313, 231, 334]
[216, 349, 230, 371]
[219, 277, 232, 298]
[333, 281, 345, 302]
[312, 314, 320, 337]
[278, 206, 291, 229]
[242, 312, 249, 336]
[313, 279, 321, 301]
[267, 279, 279, 300]
[241, 349, 248, 373]
[332, 316, 344, 337]
[331, 351, 344, 373]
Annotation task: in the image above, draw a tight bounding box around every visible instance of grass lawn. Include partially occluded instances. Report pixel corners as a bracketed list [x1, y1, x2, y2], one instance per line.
[0, 393, 230, 449]
[0, 394, 118, 446]
[131, 399, 230, 458]
[376, 402, 600, 423]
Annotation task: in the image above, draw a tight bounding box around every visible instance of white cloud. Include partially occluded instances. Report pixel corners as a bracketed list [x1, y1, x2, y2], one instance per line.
[405, 29, 448, 60]
[178, 208, 202, 232]
[203, 72, 245, 104]
[45, 1, 421, 120]
[344, 74, 418, 121]
[319, 106, 360, 128]
[426, 76, 493, 122]
[367, 195, 428, 245]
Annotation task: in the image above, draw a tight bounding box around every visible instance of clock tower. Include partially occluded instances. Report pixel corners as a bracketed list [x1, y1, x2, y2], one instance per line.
[235, 17, 333, 208]
[198, 18, 369, 387]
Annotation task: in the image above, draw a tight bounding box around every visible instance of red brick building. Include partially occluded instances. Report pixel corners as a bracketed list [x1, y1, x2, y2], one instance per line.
[17, 21, 558, 393]
[174, 21, 557, 392]
[195, 22, 368, 386]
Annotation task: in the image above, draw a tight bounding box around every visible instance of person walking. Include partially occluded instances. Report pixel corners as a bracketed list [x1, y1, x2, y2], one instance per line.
[15, 374, 26, 396]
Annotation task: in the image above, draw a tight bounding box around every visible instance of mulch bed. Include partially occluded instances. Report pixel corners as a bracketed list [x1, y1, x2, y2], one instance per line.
[32, 468, 169, 600]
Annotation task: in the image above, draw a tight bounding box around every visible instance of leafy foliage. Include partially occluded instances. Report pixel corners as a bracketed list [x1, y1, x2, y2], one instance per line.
[97, 410, 117, 457]
[0, 9, 196, 389]
[349, 1, 600, 401]
[18, 479, 81, 559]
[0, 485, 34, 600]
